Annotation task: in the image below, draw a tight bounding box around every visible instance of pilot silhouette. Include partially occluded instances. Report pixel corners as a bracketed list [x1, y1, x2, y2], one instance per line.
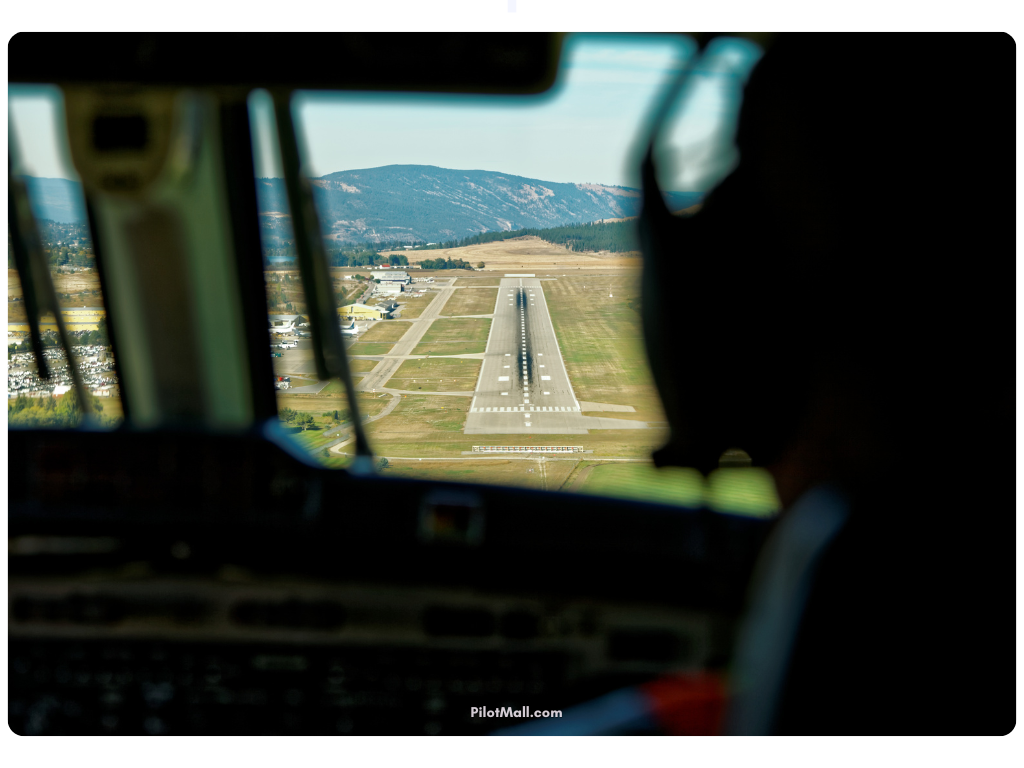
[638, 33, 1012, 735]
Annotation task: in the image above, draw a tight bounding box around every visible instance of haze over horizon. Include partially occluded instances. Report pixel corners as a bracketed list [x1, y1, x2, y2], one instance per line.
[11, 34, 760, 194]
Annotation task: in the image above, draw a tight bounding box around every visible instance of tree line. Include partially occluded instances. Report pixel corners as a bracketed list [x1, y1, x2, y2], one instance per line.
[263, 243, 410, 269]
[411, 219, 642, 255]
[10, 219, 96, 269]
[418, 257, 475, 270]
[279, 407, 351, 431]
[256, 218, 641, 269]
[326, 249, 408, 268]
[8, 390, 115, 429]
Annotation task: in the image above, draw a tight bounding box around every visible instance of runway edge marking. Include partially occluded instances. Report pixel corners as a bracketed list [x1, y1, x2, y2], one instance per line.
[534, 278, 582, 411]
[469, 277, 505, 413]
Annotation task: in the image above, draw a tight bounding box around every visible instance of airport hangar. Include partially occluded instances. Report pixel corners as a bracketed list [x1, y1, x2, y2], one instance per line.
[339, 303, 392, 321]
[371, 270, 411, 285]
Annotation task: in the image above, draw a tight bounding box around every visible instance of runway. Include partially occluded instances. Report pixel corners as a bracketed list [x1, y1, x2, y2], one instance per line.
[464, 278, 647, 435]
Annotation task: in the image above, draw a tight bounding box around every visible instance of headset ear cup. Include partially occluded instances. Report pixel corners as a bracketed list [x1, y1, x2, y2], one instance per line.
[640, 160, 809, 474]
[638, 152, 687, 459]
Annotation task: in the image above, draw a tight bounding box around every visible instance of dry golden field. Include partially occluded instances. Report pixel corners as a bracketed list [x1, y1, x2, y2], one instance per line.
[8, 269, 107, 322]
[385, 358, 482, 393]
[543, 272, 666, 423]
[8, 268, 104, 300]
[381, 236, 641, 272]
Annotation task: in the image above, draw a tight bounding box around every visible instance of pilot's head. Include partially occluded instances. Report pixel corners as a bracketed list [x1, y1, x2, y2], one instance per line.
[638, 34, 1008, 506]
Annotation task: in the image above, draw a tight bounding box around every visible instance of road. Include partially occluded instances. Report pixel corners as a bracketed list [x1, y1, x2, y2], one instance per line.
[354, 279, 458, 393]
[271, 281, 456, 381]
[325, 393, 402, 455]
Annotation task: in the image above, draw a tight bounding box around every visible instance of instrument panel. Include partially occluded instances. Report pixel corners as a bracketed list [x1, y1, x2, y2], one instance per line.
[9, 428, 767, 735]
[10, 572, 729, 735]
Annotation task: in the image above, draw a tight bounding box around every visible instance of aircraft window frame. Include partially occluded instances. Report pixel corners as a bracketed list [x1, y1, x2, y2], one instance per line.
[8, 86, 125, 431]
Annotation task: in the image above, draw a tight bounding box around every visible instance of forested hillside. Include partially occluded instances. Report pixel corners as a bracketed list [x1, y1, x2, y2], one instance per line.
[18, 170, 700, 261]
[421, 219, 643, 254]
[254, 165, 701, 246]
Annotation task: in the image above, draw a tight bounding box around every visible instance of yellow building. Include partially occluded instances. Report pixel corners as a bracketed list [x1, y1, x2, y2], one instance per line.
[339, 303, 390, 321]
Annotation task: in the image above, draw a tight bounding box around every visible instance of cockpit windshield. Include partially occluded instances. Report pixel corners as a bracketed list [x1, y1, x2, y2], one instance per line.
[8, 34, 775, 516]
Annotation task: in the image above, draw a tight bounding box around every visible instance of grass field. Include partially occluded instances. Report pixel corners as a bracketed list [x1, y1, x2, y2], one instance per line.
[440, 288, 499, 316]
[544, 273, 666, 421]
[419, 317, 491, 344]
[276, 388, 392, 420]
[576, 463, 704, 506]
[379, 458, 577, 491]
[385, 358, 481, 392]
[411, 342, 486, 356]
[361, 395, 474, 455]
[286, 426, 341, 454]
[412, 317, 490, 356]
[392, 292, 437, 319]
[347, 342, 395, 356]
[9, 268, 107, 321]
[406, 237, 640, 272]
[358, 321, 412, 343]
[575, 462, 780, 517]
[314, 379, 347, 397]
[357, 393, 397, 417]
[452, 277, 505, 287]
[360, 405, 666, 460]
[347, 359, 379, 373]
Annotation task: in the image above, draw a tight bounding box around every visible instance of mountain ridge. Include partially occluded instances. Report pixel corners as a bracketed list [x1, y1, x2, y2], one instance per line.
[18, 177, 88, 224]
[18, 166, 702, 247]
[257, 165, 701, 246]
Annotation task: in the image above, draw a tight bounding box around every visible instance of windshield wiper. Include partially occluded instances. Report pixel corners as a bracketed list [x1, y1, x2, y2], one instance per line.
[8, 133, 95, 425]
[271, 92, 374, 472]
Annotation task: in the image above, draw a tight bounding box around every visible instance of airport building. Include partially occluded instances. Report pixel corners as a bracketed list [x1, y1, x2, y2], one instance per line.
[371, 270, 411, 285]
[339, 303, 391, 320]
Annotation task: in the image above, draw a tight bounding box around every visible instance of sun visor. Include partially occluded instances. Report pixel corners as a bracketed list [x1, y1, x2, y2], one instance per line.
[9, 33, 564, 96]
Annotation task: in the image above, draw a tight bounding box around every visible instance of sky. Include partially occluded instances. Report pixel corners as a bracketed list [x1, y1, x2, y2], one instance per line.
[9, 34, 762, 193]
